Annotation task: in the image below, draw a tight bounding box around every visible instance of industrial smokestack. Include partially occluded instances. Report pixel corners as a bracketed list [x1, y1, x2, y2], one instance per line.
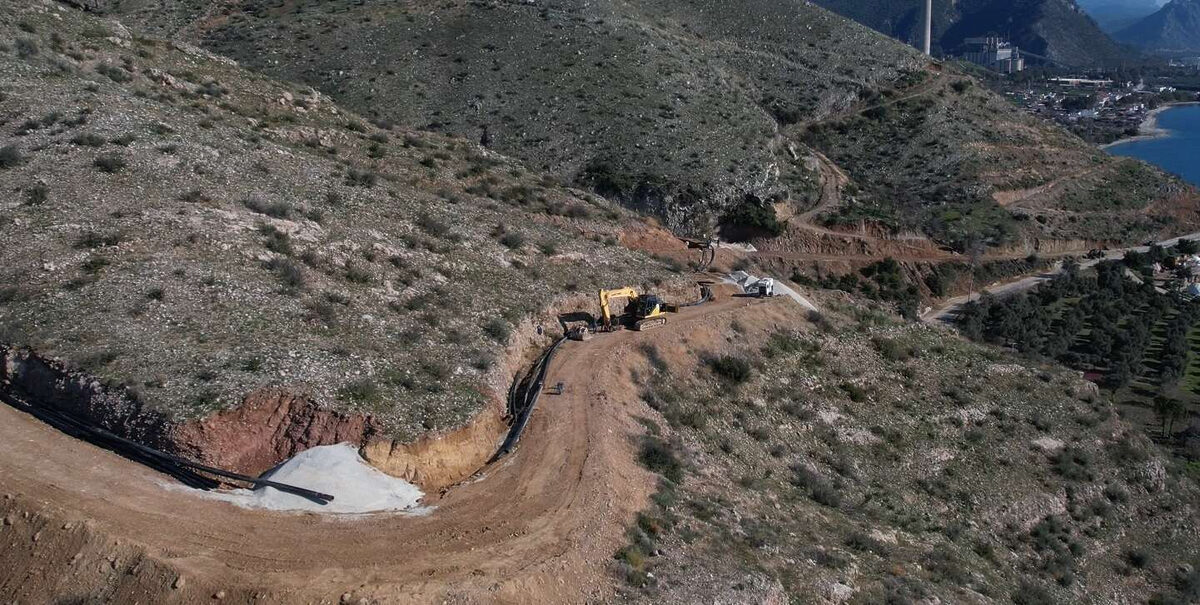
[923, 0, 932, 55]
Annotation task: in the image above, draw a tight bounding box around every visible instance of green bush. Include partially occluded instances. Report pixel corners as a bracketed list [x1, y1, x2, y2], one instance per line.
[72, 132, 107, 147]
[637, 436, 683, 483]
[721, 198, 784, 240]
[499, 232, 526, 250]
[76, 230, 122, 249]
[0, 145, 23, 169]
[344, 262, 374, 285]
[260, 225, 293, 255]
[710, 355, 751, 383]
[344, 168, 378, 187]
[483, 318, 511, 344]
[243, 197, 292, 219]
[266, 257, 306, 290]
[24, 183, 48, 205]
[16, 38, 39, 59]
[338, 378, 380, 403]
[93, 153, 127, 173]
[873, 336, 913, 362]
[95, 63, 132, 83]
[1052, 448, 1093, 481]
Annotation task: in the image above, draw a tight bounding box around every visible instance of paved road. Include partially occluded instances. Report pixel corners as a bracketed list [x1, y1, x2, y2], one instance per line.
[921, 232, 1200, 324]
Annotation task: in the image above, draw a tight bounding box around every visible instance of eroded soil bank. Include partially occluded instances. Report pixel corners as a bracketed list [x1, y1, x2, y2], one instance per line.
[0, 345, 512, 492]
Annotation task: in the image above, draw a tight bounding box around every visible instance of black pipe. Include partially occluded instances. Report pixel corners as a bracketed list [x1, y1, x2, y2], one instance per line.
[0, 390, 334, 504]
[672, 284, 713, 309]
[491, 337, 566, 461]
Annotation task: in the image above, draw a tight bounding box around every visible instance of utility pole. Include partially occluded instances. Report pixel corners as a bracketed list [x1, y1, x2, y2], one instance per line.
[923, 0, 932, 56]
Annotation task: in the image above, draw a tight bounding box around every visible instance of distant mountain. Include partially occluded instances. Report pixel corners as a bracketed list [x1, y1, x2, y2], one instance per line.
[1117, 0, 1200, 52]
[1077, 0, 1166, 32]
[814, 0, 1132, 67]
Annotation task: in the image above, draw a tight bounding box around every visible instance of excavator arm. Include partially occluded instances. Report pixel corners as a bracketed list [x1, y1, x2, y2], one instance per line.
[598, 287, 639, 330]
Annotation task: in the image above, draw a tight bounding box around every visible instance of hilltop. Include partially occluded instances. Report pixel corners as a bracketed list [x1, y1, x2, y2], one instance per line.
[92, 0, 1198, 252]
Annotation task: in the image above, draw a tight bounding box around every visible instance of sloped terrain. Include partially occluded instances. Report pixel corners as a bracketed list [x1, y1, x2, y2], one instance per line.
[6, 288, 1195, 604]
[1, 3, 1198, 603]
[944, 0, 1131, 66]
[90, 0, 1198, 250]
[0, 289, 769, 604]
[0, 2, 675, 453]
[612, 302, 1200, 603]
[799, 69, 1194, 248]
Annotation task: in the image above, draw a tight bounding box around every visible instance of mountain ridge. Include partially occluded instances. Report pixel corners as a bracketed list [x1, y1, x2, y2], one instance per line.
[1078, 0, 1165, 32]
[814, 0, 1133, 67]
[1117, 0, 1200, 52]
[93, 0, 1199, 252]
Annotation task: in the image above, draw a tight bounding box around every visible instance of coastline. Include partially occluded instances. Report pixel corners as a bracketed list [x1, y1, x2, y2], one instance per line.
[1103, 102, 1198, 149]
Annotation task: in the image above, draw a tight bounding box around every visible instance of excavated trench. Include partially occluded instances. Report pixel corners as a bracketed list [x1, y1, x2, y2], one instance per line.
[0, 344, 514, 495]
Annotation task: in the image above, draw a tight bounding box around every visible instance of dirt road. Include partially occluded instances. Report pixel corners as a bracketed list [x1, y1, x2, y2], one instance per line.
[921, 232, 1200, 324]
[0, 294, 776, 603]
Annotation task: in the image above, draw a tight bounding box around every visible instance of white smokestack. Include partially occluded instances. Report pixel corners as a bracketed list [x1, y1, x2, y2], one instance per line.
[923, 0, 932, 55]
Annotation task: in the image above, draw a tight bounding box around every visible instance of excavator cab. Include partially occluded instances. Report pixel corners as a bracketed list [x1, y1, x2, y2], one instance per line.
[627, 294, 663, 319]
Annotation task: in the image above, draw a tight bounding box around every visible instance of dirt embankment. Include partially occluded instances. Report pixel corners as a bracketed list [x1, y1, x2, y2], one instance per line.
[0, 496, 246, 604]
[1, 344, 505, 492]
[2, 345, 382, 473]
[171, 388, 379, 476]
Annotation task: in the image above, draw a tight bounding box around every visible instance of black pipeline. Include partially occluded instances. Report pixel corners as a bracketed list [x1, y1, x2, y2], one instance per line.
[0, 391, 334, 504]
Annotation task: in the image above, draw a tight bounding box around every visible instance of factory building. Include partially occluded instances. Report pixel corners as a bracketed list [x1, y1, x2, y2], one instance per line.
[961, 37, 1025, 73]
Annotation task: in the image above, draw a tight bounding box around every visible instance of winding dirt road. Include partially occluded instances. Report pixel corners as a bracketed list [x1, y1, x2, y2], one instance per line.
[921, 232, 1200, 324]
[0, 293, 774, 603]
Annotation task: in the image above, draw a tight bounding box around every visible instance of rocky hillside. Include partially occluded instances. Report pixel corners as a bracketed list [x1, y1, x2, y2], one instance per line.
[614, 301, 1200, 603]
[88, 0, 1197, 251]
[816, 0, 1131, 67]
[1117, 0, 1200, 52]
[0, 2, 675, 453]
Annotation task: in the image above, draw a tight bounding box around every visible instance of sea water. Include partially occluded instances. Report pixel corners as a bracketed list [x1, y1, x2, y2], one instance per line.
[1108, 104, 1200, 186]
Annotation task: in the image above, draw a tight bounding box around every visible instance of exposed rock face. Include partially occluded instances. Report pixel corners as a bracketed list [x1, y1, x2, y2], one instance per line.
[361, 405, 508, 490]
[1, 345, 173, 450]
[171, 388, 380, 477]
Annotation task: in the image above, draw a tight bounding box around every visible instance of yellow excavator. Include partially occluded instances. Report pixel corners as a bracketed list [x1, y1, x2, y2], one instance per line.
[597, 287, 671, 332]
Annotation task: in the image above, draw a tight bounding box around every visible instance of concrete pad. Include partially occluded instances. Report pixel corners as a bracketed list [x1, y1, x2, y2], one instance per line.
[201, 443, 427, 514]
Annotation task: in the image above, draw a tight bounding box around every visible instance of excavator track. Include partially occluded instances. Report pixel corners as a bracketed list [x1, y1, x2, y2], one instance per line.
[633, 317, 667, 331]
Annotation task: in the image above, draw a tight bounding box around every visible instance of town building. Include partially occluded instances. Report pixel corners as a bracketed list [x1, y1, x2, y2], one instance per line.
[1049, 77, 1114, 88]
